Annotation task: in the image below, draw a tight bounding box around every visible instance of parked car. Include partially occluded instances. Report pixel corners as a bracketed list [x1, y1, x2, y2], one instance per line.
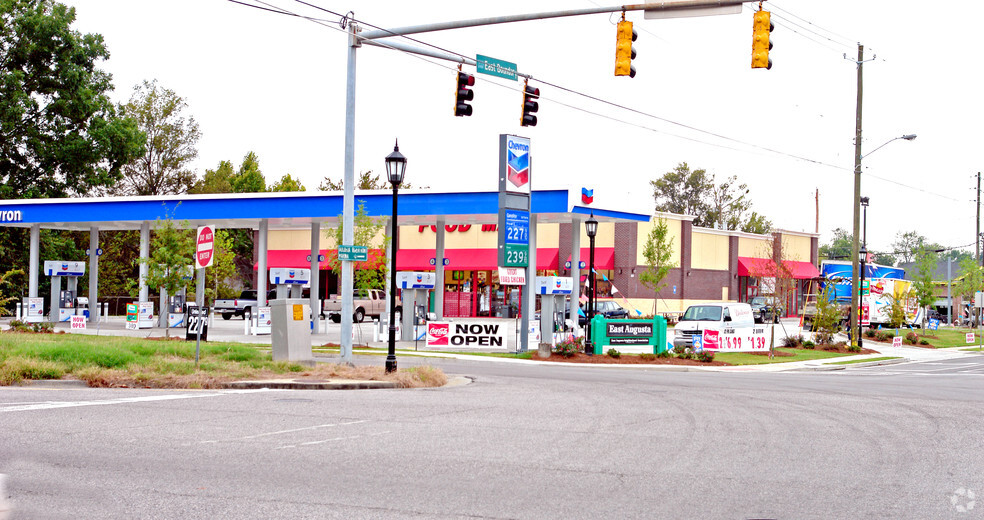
[213, 290, 276, 320]
[567, 299, 629, 327]
[748, 296, 779, 324]
[323, 289, 389, 323]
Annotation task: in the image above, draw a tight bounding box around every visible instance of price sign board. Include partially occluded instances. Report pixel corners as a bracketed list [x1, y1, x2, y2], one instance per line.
[185, 306, 209, 341]
[498, 209, 530, 267]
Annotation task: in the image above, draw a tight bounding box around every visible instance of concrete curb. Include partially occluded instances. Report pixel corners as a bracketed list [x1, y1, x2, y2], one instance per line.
[224, 379, 397, 390]
[792, 357, 910, 372]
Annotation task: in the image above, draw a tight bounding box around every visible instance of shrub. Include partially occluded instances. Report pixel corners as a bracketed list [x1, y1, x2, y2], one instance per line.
[639, 353, 656, 361]
[864, 329, 878, 338]
[672, 344, 687, 355]
[905, 332, 919, 345]
[802, 340, 815, 349]
[695, 350, 715, 363]
[781, 334, 804, 348]
[676, 347, 694, 360]
[847, 344, 861, 353]
[656, 350, 671, 359]
[919, 339, 930, 346]
[606, 348, 621, 359]
[876, 331, 893, 342]
[554, 338, 581, 358]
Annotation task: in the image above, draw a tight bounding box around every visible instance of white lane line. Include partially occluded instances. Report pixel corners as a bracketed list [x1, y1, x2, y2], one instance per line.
[0, 389, 280, 413]
[276, 431, 390, 450]
[201, 420, 369, 444]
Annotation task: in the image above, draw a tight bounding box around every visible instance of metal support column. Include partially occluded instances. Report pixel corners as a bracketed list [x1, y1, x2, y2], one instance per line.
[570, 217, 582, 331]
[340, 22, 360, 364]
[29, 224, 39, 298]
[310, 221, 321, 334]
[139, 221, 150, 303]
[435, 218, 446, 319]
[258, 219, 268, 307]
[89, 226, 99, 323]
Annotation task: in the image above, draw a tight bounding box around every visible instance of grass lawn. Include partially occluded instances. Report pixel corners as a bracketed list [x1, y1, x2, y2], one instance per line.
[826, 356, 902, 365]
[875, 327, 984, 349]
[0, 333, 445, 388]
[713, 347, 855, 365]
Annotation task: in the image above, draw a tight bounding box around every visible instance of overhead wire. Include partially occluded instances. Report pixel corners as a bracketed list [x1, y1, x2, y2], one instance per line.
[229, 0, 959, 201]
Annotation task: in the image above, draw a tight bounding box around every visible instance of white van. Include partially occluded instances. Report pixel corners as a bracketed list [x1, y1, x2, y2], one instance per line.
[673, 302, 755, 349]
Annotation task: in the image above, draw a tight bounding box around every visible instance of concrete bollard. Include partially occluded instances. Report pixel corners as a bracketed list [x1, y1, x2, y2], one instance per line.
[538, 342, 552, 359]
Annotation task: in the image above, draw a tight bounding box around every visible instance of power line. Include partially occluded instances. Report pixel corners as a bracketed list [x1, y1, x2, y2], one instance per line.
[228, 0, 959, 201]
[769, 3, 856, 47]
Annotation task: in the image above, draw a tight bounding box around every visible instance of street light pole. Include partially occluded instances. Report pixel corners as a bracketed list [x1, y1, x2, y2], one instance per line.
[585, 214, 598, 356]
[385, 140, 407, 374]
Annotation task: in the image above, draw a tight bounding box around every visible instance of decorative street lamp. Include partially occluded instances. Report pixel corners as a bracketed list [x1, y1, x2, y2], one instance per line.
[857, 196, 870, 347]
[584, 213, 598, 356]
[384, 140, 407, 374]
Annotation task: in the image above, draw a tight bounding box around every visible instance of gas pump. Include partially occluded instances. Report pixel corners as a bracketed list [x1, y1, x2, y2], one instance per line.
[396, 272, 436, 341]
[536, 276, 574, 346]
[75, 296, 89, 319]
[269, 268, 310, 300]
[160, 266, 193, 328]
[44, 261, 85, 323]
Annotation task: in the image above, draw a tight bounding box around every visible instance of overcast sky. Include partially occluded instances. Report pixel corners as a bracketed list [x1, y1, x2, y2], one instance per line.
[61, 0, 983, 257]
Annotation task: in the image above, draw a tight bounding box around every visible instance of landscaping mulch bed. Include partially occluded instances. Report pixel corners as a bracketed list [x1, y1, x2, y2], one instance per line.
[535, 352, 727, 366]
[810, 345, 878, 355]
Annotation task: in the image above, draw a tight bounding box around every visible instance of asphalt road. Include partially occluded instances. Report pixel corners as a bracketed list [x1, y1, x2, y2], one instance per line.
[2, 357, 983, 519]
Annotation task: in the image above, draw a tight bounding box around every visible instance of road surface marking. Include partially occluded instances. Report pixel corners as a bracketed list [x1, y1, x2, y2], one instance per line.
[200, 420, 369, 444]
[0, 389, 279, 413]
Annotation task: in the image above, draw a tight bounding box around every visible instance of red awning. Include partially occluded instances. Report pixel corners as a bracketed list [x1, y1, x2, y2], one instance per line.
[566, 247, 615, 271]
[737, 257, 820, 280]
[253, 249, 385, 271]
[396, 248, 559, 271]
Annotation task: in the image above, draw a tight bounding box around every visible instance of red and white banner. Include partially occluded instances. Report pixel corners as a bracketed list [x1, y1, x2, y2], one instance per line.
[700, 326, 768, 352]
[498, 267, 526, 286]
[196, 225, 215, 268]
[427, 320, 505, 348]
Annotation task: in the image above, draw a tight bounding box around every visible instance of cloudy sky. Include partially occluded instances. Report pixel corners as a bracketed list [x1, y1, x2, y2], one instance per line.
[62, 0, 983, 257]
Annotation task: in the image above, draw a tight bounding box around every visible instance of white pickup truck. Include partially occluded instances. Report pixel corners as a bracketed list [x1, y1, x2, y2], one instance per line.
[213, 290, 275, 320]
[323, 289, 392, 323]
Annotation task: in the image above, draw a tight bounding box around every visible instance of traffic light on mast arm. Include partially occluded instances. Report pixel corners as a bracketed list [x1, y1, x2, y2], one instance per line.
[521, 81, 539, 127]
[614, 17, 637, 78]
[454, 70, 475, 117]
[751, 9, 774, 69]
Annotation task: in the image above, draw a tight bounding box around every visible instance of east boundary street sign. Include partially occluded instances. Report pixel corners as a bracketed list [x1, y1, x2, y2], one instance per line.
[338, 245, 368, 261]
[476, 54, 518, 81]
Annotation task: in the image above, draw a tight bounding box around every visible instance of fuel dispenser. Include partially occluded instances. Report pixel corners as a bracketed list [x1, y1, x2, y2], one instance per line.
[160, 266, 193, 328]
[44, 261, 85, 323]
[269, 268, 310, 300]
[536, 276, 574, 346]
[396, 271, 436, 341]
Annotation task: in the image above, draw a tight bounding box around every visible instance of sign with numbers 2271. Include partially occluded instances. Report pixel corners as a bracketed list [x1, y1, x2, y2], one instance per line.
[504, 210, 529, 244]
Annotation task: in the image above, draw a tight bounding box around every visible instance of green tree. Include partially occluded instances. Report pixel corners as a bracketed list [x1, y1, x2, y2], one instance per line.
[139, 214, 193, 337]
[955, 257, 984, 302]
[651, 163, 713, 226]
[207, 229, 240, 300]
[892, 231, 942, 265]
[231, 151, 266, 193]
[268, 173, 306, 192]
[114, 79, 200, 196]
[329, 201, 387, 294]
[911, 248, 938, 332]
[651, 162, 767, 231]
[811, 284, 841, 345]
[0, 269, 25, 316]
[188, 160, 235, 194]
[319, 170, 418, 191]
[638, 218, 676, 315]
[819, 228, 853, 260]
[0, 0, 144, 200]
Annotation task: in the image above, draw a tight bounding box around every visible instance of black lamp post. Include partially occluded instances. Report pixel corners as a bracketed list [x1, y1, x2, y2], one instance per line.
[858, 196, 869, 347]
[585, 214, 598, 356]
[384, 140, 407, 374]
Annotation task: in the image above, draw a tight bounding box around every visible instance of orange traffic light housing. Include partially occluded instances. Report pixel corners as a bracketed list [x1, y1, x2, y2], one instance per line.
[751, 9, 773, 70]
[614, 19, 637, 78]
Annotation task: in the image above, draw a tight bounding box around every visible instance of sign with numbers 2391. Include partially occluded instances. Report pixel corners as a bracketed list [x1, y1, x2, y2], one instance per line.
[504, 244, 529, 267]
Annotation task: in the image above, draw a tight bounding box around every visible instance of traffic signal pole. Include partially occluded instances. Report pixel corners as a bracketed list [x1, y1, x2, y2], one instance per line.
[339, 0, 749, 361]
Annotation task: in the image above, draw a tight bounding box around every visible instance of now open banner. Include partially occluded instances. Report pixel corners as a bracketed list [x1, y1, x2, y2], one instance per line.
[427, 320, 505, 348]
[699, 326, 768, 352]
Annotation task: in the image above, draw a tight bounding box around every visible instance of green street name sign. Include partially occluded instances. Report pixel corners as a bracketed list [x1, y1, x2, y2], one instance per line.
[476, 54, 518, 81]
[338, 245, 368, 262]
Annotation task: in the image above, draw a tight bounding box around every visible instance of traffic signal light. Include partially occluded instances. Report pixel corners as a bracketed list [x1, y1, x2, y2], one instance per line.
[454, 70, 475, 117]
[521, 82, 539, 127]
[751, 9, 773, 69]
[614, 18, 637, 78]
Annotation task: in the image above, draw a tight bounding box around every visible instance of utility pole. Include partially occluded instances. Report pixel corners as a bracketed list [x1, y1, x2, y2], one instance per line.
[815, 188, 819, 234]
[850, 44, 864, 348]
[977, 172, 981, 264]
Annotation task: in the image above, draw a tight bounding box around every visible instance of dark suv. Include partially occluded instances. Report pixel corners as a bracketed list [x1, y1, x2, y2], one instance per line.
[574, 300, 629, 326]
[748, 296, 778, 324]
